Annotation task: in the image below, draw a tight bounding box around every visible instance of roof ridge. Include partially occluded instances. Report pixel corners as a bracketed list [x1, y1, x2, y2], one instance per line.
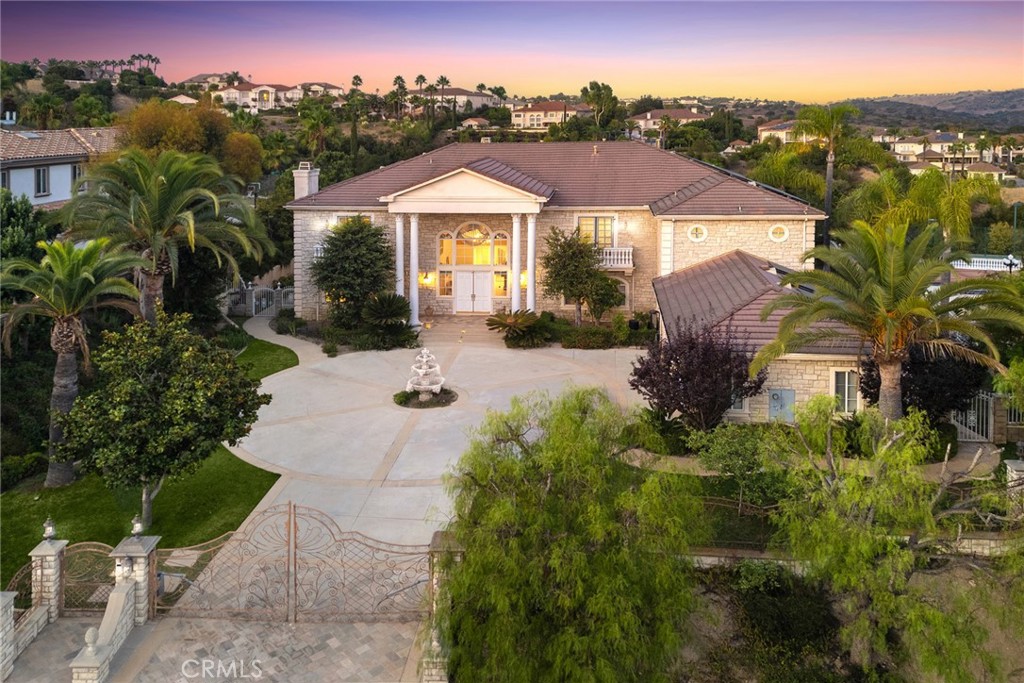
[67, 128, 95, 155]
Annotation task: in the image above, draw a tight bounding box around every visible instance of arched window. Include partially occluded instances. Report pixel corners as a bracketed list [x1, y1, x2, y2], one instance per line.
[493, 232, 509, 266]
[455, 223, 493, 265]
[438, 232, 453, 266]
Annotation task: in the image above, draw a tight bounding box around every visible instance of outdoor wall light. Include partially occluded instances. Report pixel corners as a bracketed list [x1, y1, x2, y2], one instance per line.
[520, 271, 528, 287]
[131, 514, 143, 537]
[43, 516, 55, 541]
[419, 272, 436, 286]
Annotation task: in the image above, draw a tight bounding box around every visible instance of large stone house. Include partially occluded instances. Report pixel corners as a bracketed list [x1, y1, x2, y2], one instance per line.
[653, 250, 862, 422]
[286, 140, 861, 420]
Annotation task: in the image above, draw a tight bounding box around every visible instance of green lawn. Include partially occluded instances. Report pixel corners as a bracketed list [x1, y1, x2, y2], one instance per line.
[0, 332, 298, 586]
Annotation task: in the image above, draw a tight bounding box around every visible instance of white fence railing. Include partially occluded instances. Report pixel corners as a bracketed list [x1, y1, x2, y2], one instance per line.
[600, 247, 633, 269]
[1008, 402, 1024, 426]
[950, 255, 1022, 272]
[951, 390, 995, 442]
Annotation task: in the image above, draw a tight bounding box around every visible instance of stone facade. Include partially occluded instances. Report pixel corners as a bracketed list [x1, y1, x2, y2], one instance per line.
[293, 207, 815, 323]
[1, 592, 14, 681]
[728, 356, 862, 423]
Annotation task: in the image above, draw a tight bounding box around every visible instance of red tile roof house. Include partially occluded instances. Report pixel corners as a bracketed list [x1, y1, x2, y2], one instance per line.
[286, 141, 847, 416]
[0, 127, 121, 210]
[653, 250, 863, 422]
[511, 102, 593, 130]
[628, 108, 709, 135]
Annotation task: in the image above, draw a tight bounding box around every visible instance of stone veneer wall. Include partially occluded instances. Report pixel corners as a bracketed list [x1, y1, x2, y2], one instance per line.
[293, 207, 816, 322]
[728, 356, 861, 423]
[666, 217, 814, 274]
[69, 582, 136, 683]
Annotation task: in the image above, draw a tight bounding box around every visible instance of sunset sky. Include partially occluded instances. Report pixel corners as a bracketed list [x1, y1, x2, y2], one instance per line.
[1, 1, 1021, 103]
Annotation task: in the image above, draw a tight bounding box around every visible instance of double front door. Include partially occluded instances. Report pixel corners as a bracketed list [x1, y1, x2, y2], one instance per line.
[455, 270, 492, 313]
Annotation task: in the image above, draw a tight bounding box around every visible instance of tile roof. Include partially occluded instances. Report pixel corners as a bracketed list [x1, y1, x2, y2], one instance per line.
[288, 141, 824, 218]
[966, 162, 1003, 173]
[652, 250, 861, 355]
[464, 157, 555, 198]
[629, 108, 708, 122]
[300, 82, 341, 90]
[1, 127, 121, 162]
[514, 101, 592, 113]
[918, 149, 943, 159]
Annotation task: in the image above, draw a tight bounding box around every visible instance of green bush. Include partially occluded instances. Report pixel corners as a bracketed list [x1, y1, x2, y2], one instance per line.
[929, 422, 958, 463]
[214, 325, 251, 350]
[0, 452, 48, 490]
[537, 311, 573, 343]
[560, 325, 614, 349]
[322, 341, 339, 357]
[626, 327, 657, 346]
[486, 310, 549, 348]
[320, 325, 349, 345]
[611, 313, 630, 345]
[354, 292, 419, 350]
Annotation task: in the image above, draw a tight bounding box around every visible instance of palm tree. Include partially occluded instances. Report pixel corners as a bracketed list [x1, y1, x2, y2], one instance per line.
[657, 115, 677, 148]
[1, 240, 145, 487]
[436, 75, 450, 124]
[225, 71, 241, 87]
[752, 220, 1024, 421]
[415, 74, 427, 96]
[424, 84, 438, 125]
[62, 150, 267, 323]
[392, 75, 407, 118]
[625, 120, 640, 140]
[21, 93, 65, 130]
[489, 85, 507, 107]
[476, 83, 486, 94]
[748, 150, 826, 204]
[837, 167, 999, 245]
[151, 56, 161, 74]
[792, 104, 861, 245]
[300, 105, 333, 156]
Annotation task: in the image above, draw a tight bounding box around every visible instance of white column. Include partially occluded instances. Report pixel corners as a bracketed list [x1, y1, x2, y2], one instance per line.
[409, 214, 421, 327]
[510, 214, 522, 311]
[395, 214, 405, 297]
[526, 214, 537, 311]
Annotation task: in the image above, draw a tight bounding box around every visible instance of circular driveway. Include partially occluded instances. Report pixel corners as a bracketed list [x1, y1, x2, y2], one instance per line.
[231, 319, 644, 544]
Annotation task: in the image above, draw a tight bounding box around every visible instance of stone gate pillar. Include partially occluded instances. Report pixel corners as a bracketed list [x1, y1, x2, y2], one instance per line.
[110, 534, 161, 625]
[29, 538, 68, 623]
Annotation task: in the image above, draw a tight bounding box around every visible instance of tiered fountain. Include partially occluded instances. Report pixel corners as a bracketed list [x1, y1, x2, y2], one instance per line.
[406, 348, 445, 402]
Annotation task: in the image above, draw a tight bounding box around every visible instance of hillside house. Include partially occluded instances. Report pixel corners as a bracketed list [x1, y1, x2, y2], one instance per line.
[628, 108, 708, 135]
[511, 102, 593, 130]
[0, 127, 121, 209]
[286, 140, 842, 421]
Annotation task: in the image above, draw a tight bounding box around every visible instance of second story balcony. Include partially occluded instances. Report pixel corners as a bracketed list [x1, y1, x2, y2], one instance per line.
[600, 247, 633, 271]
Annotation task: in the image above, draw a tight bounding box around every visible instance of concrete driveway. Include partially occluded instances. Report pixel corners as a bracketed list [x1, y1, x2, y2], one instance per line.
[233, 318, 644, 544]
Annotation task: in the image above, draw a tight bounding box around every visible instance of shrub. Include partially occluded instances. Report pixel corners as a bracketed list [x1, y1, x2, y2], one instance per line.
[630, 320, 766, 431]
[536, 311, 572, 343]
[486, 310, 549, 348]
[611, 313, 630, 345]
[0, 452, 48, 490]
[929, 422, 958, 463]
[322, 341, 339, 357]
[354, 292, 419, 350]
[626, 327, 656, 347]
[689, 424, 787, 507]
[560, 325, 614, 349]
[320, 325, 349, 345]
[214, 325, 251, 350]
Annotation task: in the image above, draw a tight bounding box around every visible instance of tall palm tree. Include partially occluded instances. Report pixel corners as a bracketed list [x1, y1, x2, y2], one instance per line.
[752, 220, 1024, 421]
[424, 84, 438, 126]
[1, 239, 145, 487]
[151, 56, 161, 74]
[625, 120, 640, 140]
[436, 75, 450, 124]
[415, 74, 427, 96]
[22, 93, 65, 130]
[300, 105, 333, 157]
[392, 75, 407, 118]
[657, 115, 677, 148]
[62, 150, 268, 323]
[793, 104, 861, 245]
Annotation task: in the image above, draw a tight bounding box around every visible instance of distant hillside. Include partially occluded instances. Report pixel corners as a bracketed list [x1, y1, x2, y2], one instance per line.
[840, 89, 1024, 132]
[871, 90, 1024, 115]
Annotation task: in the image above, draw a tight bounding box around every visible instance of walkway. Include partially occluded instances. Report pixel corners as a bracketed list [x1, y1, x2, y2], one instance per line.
[235, 317, 643, 543]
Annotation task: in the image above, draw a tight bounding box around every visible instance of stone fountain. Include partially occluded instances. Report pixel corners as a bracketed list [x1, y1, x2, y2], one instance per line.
[406, 348, 445, 401]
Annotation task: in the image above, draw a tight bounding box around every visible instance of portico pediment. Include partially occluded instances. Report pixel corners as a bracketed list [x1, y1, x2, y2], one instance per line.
[379, 167, 548, 214]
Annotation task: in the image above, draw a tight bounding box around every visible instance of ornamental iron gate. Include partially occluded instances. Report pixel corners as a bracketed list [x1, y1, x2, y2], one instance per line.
[951, 390, 994, 443]
[155, 503, 430, 623]
[62, 542, 116, 613]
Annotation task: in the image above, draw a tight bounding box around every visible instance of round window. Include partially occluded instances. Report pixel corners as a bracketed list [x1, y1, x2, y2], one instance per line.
[688, 225, 708, 243]
[768, 224, 789, 243]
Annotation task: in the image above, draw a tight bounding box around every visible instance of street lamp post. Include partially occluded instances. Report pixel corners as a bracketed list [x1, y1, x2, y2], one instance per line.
[1004, 254, 1020, 275]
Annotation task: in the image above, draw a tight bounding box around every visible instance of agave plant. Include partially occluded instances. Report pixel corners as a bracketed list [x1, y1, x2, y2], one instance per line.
[362, 292, 411, 331]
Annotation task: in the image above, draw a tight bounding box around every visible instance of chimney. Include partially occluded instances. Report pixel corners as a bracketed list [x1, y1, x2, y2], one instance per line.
[593, 145, 598, 155]
[293, 161, 320, 200]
